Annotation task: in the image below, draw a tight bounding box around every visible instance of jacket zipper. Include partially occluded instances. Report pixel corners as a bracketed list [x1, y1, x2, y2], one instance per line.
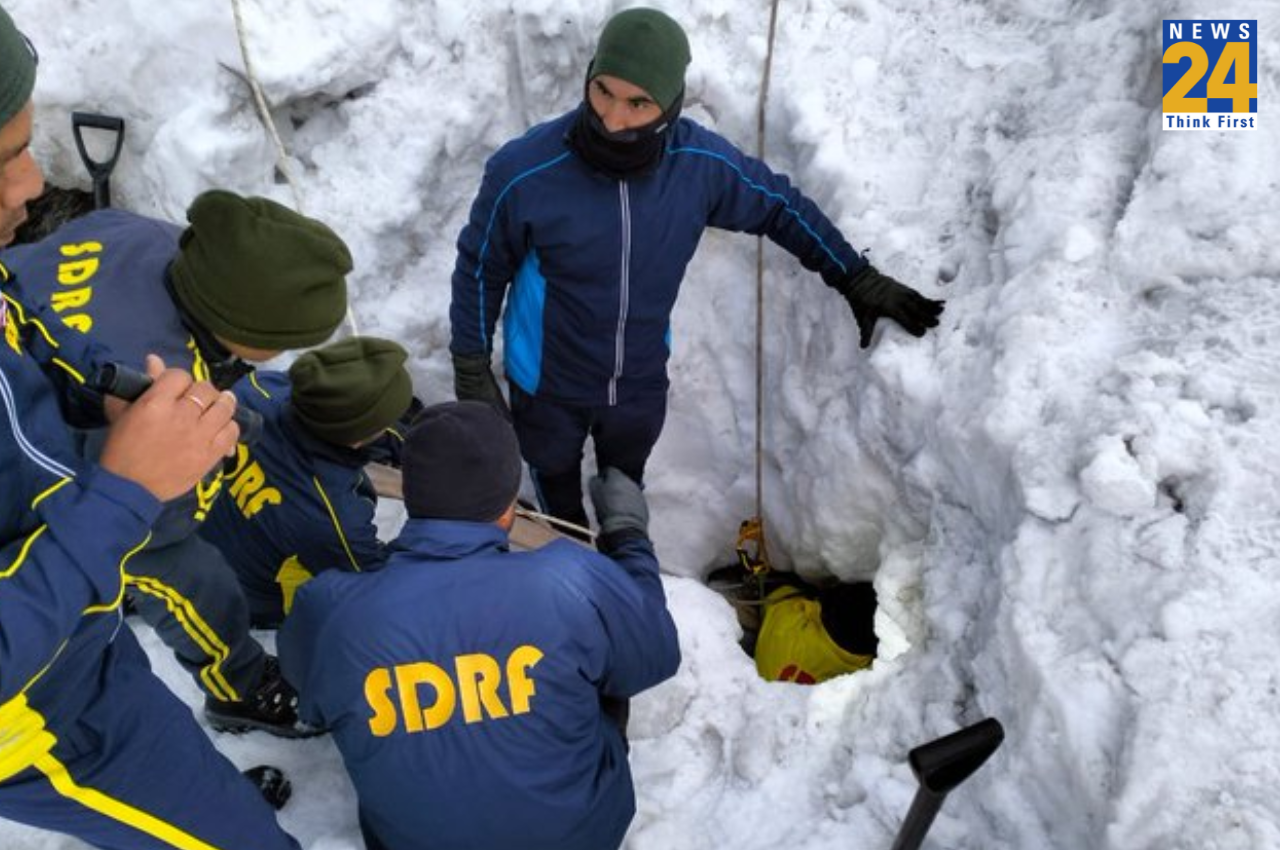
[608, 182, 632, 406]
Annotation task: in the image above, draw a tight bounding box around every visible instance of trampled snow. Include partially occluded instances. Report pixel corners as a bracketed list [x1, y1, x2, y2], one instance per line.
[3, 0, 1279, 848]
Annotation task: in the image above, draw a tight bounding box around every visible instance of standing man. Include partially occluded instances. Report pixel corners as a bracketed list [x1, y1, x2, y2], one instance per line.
[199, 336, 417, 628]
[450, 7, 945, 528]
[3, 185, 352, 737]
[279, 401, 680, 850]
[0, 5, 299, 846]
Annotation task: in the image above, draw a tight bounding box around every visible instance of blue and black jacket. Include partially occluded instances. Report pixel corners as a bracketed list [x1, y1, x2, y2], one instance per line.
[198, 371, 389, 627]
[0, 265, 163, 775]
[450, 106, 867, 406]
[2, 209, 232, 539]
[278, 520, 681, 850]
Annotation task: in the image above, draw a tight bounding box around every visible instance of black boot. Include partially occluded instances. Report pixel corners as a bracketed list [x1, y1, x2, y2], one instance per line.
[205, 656, 321, 739]
[243, 765, 293, 811]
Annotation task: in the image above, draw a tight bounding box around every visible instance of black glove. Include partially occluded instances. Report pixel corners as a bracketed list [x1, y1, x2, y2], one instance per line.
[589, 467, 650, 552]
[835, 265, 945, 348]
[452, 352, 510, 418]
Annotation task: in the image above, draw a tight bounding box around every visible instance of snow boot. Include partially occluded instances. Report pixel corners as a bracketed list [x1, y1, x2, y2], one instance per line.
[205, 656, 320, 739]
[243, 765, 293, 811]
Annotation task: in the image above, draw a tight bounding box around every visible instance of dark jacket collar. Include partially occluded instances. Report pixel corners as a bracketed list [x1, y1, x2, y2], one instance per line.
[280, 407, 370, 469]
[162, 265, 253, 390]
[390, 519, 511, 562]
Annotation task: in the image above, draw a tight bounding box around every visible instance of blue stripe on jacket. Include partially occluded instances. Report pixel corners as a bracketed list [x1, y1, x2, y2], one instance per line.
[504, 249, 548, 393]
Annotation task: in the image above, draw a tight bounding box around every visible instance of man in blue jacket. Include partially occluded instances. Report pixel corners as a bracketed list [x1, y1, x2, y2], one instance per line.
[3, 185, 351, 737]
[200, 336, 416, 627]
[279, 400, 681, 850]
[0, 6, 298, 845]
[450, 7, 945, 528]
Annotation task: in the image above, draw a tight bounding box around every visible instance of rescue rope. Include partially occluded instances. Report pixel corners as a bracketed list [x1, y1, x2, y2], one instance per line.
[515, 507, 597, 546]
[740, 0, 782, 577]
[228, 0, 302, 211]
[227, 0, 361, 337]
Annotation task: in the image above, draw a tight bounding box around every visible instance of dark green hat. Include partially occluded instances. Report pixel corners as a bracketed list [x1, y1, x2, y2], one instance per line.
[1, 5, 37, 127]
[288, 336, 413, 446]
[591, 8, 690, 111]
[170, 189, 351, 350]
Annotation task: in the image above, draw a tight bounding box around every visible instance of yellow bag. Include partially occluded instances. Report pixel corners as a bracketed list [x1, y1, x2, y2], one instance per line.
[753, 587, 873, 684]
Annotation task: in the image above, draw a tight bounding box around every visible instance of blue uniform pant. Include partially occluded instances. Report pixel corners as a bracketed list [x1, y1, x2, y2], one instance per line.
[81, 429, 265, 703]
[508, 385, 667, 528]
[0, 631, 297, 850]
[126, 533, 265, 704]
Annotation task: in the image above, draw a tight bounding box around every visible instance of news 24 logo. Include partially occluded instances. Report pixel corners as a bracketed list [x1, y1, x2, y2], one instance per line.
[1163, 20, 1257, 131]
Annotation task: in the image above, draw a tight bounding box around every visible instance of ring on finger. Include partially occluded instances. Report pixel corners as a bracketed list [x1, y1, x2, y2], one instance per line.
[185, 394, 208, 411]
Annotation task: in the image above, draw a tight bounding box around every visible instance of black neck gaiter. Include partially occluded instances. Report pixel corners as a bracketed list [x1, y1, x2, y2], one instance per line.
[163, 269, 253, 390]
[567, 88, 684, 180]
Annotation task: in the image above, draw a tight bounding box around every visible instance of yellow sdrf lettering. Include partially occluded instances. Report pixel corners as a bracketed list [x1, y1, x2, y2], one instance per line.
[364, 645, 545, 737]
[397, 662, 457, 732]
[57, 257, 99, 285]
[59, 241, 103, 258]
[506, 644, 542, 714]
[224, 444, 283, 519]
[53, 241, 103, 334]
[50, 288, 92, 311]
[366, 669, 397, 737]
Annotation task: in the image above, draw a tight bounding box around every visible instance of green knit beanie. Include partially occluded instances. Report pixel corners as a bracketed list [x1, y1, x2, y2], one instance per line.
[170, 189, 351, 350]
[0, 5, 37, 127]
[288, 336, 414, 446]
[591, 8, 691, 111]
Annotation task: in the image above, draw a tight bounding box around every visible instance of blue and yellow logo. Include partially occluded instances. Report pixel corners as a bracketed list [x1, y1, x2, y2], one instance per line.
[1162, 20, 1257, 131]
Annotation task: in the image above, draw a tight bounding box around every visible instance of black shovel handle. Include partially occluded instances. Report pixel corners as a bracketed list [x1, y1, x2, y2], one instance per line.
[890, 717, 1005, 850]
[71, 112, 126, 209]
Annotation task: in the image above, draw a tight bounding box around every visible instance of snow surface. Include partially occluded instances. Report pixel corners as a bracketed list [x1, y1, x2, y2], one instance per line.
[4, 0, 1280, 848]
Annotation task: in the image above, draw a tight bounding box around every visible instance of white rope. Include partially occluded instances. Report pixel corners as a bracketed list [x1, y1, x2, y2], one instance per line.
[515, 507, 597, 546]
[228, 0, 360, 337]
[229, 0, 303, 211]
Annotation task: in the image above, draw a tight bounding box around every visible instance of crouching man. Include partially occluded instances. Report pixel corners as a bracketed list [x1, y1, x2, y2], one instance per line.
[279, 401, 680, 850]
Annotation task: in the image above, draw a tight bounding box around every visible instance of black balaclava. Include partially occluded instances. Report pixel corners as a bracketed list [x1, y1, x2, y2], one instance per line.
[567, 75, 684, 179]
[566, 9, 691, 178]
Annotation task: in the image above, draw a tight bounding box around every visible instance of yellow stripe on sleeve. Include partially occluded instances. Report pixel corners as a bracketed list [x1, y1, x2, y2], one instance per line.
[312, 477, 361, 571]
[30, 477, 73, 511]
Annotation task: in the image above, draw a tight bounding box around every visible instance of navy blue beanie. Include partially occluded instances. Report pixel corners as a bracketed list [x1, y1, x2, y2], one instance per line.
[402, 401, 523, 522]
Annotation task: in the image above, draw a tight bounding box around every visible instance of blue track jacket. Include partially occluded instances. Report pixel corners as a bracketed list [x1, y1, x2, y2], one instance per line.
[1, 262, 303, 850]
[2, 209, 191, 373]
[0, 268, 162, 772]
[2, 209, 227, 539]
[450, 106, 867, 406]
[279, 520, 681, 850]
[199, 371, 387, 626]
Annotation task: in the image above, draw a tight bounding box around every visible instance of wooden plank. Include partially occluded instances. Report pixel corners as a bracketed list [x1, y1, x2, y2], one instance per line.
[365, 461, 403, 500]
[364, 462, 592, 551]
